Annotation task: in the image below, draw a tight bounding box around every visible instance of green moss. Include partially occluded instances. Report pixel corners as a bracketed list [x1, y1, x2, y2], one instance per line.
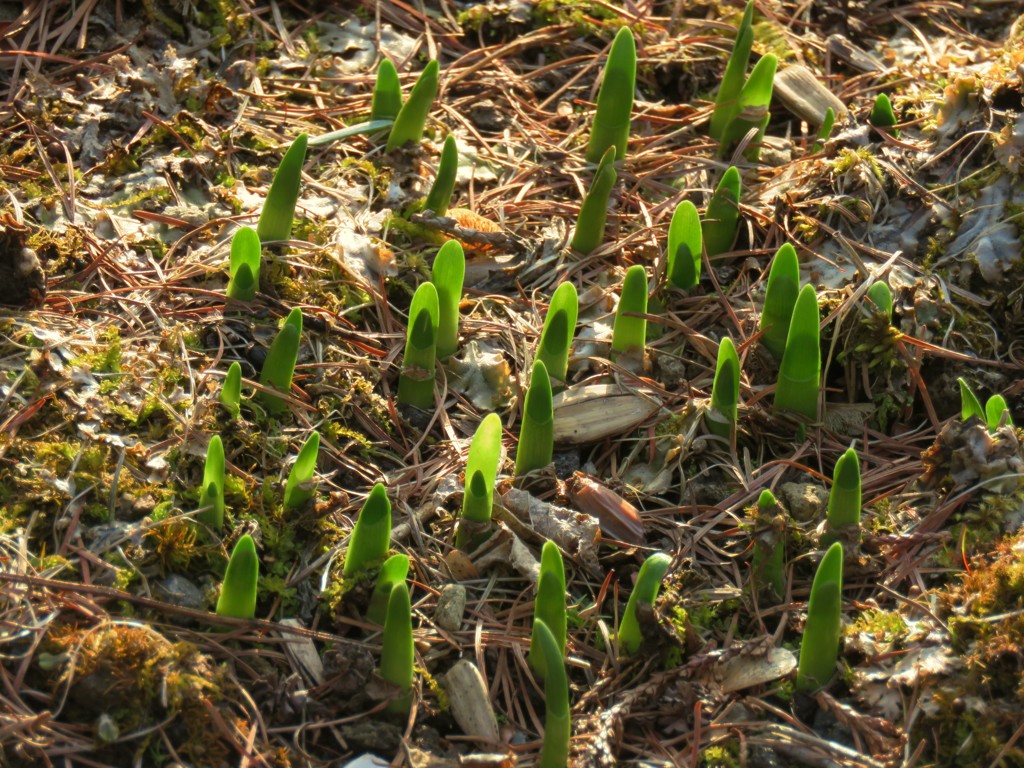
[701, 742, 741, 768]
[848, 609, 908, 645]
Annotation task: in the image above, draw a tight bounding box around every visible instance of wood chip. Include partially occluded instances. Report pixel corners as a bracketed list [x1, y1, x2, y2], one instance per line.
[773, 65, 848, 127]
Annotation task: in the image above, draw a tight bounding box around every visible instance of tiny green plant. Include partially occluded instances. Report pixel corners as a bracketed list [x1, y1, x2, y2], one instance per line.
[868, 93, 898, 135]
[514, 360, 554, 476]
[570, 146, 618, 255]
[702, 166, 742, 259]
[424, 135, 458, 216]
[719, 54, 778, 160]
[958, 377, 984, 422]
[386, 60, 439, 151]
[457, 413, 503, 548]
[398, 282, 440, 410]
[866, 281, 893, 320]
[431, 240, 465, 360]
[986, 394, 1013, 430]
[226, 226, 261, 301]
[825, 444, 861, 543]
[751, 489, 786, 599]
[283, 431, 320, 510]
[529, 540, 567, 682]
[534, 618, 570, 768]
[666, 200, 702, 290]
[380, 581, 414, 714]
[199, 435, 225, 531]
[958, 378, 1013, 432]
[220, 361, 242, 419]
[760, 243, 800, 360]
[709, 1, 755, 141]
[257, 133, 307, 243]
[536, 282, 579, 387]
[795, 541, 844, 693]
[774, 284, 821, 422]
[586, 26, 636, 163]
[618, 552, 672, 656]
[258, 307, 302, 415]
[367, 553, 411, 626]
[216, 534, 259, 619]
[370, 57, 402, 122]
[811, 107, 836, 153]
[342, 483, 392, 579]
[707, 336, 740, 440]
[611, 265, 649, 362]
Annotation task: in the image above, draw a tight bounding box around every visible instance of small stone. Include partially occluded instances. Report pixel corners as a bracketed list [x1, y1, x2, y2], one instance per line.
[780, 482, 828, 522]
[435, 584, 467, 632]
[154, 574, 205, 610]
[444, 659, 499, 743]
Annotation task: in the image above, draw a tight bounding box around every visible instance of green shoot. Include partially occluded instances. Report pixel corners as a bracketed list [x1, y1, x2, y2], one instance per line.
[774, 284, 821, 422]
[759, 243, 800, 361]
[367, 553, 411, 626]
[220, 361, 242, 419]
[825, 445, 861, 543]
[528, 540, 567, 681]
[386, 60, 439, 151]
[425, 135, 458, 216]
[586, 26, 636, 163]
[709, 1, 755, 141]
[866, 281, 893, 320]
[342, 483, 392, 579]
[707, 336, 740, 440]
[702, 166, 742, 259]
[570, 146, 618, 254]
[720, 54, 778, 160]
[811, 107, 836, 153]
[381, 582, 414, 714]
[216, 534, 259, 619]
[370, 58, 402, 122]
[536, 282, 579, 387]
[398, 282, 440, 410]
[282, 431, 320, 510]
[796, 541, 844, 693]
[618, 552, 672, 656]
[666, 200, 702, 290]
[534, 618, 571, 768]
[611, 265, 649, 361]
[751, 489, 786, 599]
[257, 133, 307, 243]
[199, 434, 225, 531]
[431, 240, 465, 360]
[958, 378, 984, 422]
[258, 308, 302, 415]
[226, 226, 261, 301]
[309, 120, 395, 147]
[986, 394, 1013, 431]
[514, 360, 554, 476]
[457, 413, 503, 548]
[869, 93, 898, 135]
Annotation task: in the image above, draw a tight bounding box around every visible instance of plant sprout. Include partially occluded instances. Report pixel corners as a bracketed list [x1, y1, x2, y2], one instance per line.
[457, 412, 503, 548]
[760, 243, 800, 361]
[796, 541, 844, 693]
[586, 26, 635, 163]
[958, 378, 1013, 432]
[398, 282, 440, 410]
[811, 107, 836, 153]
[199, 434, 225, 531]
[570, 146, 618, 255]
[226, 226, 261, 301]
[529, 540, 566, 681]
[431, 240, 465, 360]
[370, 57, 402, 123]
[425, 135, 458, 216]
[381, 581, 414, 714]
[702, 166, 742, 259]
[720, 54, 778, 160]
[283, 431, 320, 510]
[774, 284, 821, 422]
[536, 282, 579, 388]
[667, 200, 702, 290]
[342, 483, 392, 579]
[257, 133, 307, 243]
[514, 360, 554, 476]
[216, 534, 259, 619]
[751, 489, 786, 599]
[866, 281, 893, 320]
[707, 336, 740, 440]
[959, 377, 984, 422]
[367, 553, 410, 626]
[220, 361, 242, 419]
[869, 93, 898, 135]
[709, 0, 754, 141]
[986, 394, 1013, 430]
[825, 444, 861, 543]
[386, 60, 439, 151]
[618, 552, 672, 656]
[534, 618, 571, 768]
[611, 265, 649, 361]
[258, 307, 302, 415]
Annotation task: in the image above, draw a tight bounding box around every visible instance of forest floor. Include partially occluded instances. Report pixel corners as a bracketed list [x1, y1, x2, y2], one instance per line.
[2, 1, 1024, 767]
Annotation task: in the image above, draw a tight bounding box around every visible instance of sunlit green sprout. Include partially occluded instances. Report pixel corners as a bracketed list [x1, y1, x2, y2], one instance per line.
[342, 483, 392, 579]
[536, 282, 579, 387]
[220, 361, 242, 419]
[457, 413, 503, 548]
[425, 135, 458, 216]
[702, 166, 742, 259]
[987, 394, 1013, 430]
[719, 54, 778, 160]
[796, 541, 844, 693]
[866, 281, 893, 320]
[760, 243, 800, 360]
[586, 26, 636, 163]
[958, 378, 1014, 432]
[534, 618, 570, 768]
[618, 552, 672, 656]
[774, 284, 820, 422]
[514, 360, 554, 476]
[398, 282, 440, 410]
[707, 336, 740, 440]
[226, 226, 261, 301]
[869, 93, 898, 135]
[367, 553, 410, 626]
[431, 240, 465, 360]
[811, 107, 836, 154]
[257, 133, 307, 243]
[381, 581, 414, 714]
[751, 489, 786, 599]
[370, 58, 402, 122]
[199, 434, 225, 531]
[666, 200, 702, 290]
[283, 431, 320, 510]
[529, 540, 567, 682]
[959, 377, 984, 422]
[258, 307, 302, 415]
[571, 146, 618, 255]
[709, 0, 754, 141]
[216, 534, 258, 619]
[825, 445, 861, 543]
[611, 265, 649, 361]
[386, 60, 439, 151]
